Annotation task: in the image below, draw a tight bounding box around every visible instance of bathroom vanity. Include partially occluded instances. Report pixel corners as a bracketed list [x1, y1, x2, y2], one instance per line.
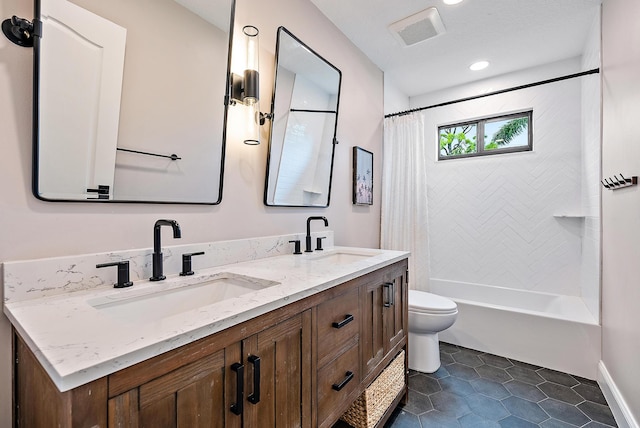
[4, 235, 409, 427]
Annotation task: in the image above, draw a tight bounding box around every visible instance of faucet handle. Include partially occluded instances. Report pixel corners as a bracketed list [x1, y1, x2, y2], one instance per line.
[180, 251, 205, 276]
[96, 261, 133, 288]
[289, 240, 302, 255]
[316, 237, 326, 251]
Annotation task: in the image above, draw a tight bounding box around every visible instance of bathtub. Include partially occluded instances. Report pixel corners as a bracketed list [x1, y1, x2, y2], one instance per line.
[430, 279, 601, 379]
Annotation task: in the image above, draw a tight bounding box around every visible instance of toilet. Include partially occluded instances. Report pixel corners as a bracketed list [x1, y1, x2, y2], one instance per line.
[408, 290, 458, 373]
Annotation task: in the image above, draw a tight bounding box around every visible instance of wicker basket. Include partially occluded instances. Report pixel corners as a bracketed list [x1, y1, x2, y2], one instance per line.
[340, 350, 405, 428]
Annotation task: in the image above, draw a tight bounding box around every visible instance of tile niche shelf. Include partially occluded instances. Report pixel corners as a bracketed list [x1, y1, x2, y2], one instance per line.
[553, 212, 587, 218]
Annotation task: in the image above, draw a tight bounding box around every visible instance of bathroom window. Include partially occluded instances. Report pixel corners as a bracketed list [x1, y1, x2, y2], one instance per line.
[438, 110, 532, 160]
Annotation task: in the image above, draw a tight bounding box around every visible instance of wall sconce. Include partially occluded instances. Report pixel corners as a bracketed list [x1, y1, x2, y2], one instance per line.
[2, 15, 39, 47]
[230, 25, 272, 145]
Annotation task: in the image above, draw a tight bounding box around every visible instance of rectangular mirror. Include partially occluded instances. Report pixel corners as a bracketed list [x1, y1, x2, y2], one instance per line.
[33, 0, 234, 203]
[264, 27, 342, 207]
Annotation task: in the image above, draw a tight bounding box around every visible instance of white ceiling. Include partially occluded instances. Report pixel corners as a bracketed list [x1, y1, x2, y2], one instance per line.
[310, 0, 602, 98]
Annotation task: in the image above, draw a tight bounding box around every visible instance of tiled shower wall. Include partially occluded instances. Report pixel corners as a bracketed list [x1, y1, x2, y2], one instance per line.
[423, 77, 587, 297]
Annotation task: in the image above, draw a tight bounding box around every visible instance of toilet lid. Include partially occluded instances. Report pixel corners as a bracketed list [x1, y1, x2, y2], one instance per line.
[409, 290, 458, 314]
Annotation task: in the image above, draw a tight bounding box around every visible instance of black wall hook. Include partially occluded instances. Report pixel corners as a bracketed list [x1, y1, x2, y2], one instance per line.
[2, 16, 36, 47]
[601, 173, 637, 190]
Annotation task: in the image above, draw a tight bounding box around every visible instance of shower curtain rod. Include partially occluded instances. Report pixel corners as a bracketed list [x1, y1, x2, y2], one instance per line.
[385, 68, 600, 119]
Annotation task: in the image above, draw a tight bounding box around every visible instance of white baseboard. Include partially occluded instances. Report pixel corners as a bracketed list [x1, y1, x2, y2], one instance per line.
[598, 361, 638, 428]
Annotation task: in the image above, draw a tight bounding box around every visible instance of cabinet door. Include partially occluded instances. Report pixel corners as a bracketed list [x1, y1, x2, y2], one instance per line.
[242, 311, 312, 428]
[383, 270, 407, 352]
[108, 344, 242, 428]
[361, 280, 385, 377]
[360, 262, 408, 379]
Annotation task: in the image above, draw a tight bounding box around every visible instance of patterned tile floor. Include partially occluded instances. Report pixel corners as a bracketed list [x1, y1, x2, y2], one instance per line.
[388, 343, 617, 428]
[336, 342, 618, 428]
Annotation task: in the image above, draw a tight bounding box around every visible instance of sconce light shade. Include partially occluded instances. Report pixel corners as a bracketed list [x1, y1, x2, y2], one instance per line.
[231, 26, 261, 105]
[243, 25, 259, 103]
[243, 100, 261, 145]
[230, 25, 263, 145]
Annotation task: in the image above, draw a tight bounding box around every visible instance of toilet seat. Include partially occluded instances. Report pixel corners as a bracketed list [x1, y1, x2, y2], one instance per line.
[409, 290, 457, 315]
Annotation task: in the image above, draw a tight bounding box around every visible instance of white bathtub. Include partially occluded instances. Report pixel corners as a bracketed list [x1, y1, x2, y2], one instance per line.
[430, 279, 601, 379]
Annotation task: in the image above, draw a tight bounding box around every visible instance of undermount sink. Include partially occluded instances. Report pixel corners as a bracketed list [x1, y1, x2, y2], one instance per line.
[309, 250, 381, 264]
[88, 273, 279, 323]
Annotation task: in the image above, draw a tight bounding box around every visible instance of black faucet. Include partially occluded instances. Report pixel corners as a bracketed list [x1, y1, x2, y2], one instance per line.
[305, 216, 328, 252]
[150, 219, 182, 281]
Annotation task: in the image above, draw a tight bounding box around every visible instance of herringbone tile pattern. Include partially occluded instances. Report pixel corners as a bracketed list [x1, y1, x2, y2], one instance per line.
[426, 157, 582, 294]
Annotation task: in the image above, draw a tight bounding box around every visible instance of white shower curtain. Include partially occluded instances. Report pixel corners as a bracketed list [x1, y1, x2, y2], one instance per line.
[381, 113, 430, 291]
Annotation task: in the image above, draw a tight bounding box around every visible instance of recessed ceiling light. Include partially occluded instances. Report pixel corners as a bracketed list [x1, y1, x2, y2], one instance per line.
[469, 60, 489, 71]
[443, 0, 463, 4]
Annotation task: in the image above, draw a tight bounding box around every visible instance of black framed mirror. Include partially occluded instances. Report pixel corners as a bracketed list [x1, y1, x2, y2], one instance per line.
[32, 0, 235, 203]
[264, 27, 342, 207]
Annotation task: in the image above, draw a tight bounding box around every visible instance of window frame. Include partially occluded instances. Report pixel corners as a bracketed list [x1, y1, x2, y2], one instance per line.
[437, 110, 533, 161]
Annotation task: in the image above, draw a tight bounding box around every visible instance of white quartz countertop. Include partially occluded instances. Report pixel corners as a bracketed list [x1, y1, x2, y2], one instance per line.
[4, 246, 408, 392]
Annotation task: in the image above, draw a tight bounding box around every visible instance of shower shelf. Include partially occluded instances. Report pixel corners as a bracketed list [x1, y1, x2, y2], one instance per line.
[553, 213, 586, 218]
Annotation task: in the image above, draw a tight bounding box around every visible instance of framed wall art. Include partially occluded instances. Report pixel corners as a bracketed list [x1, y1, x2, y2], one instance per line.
[353, 146, 373, 205]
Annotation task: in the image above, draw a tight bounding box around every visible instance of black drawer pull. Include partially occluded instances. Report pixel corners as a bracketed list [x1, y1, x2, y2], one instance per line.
[247, 355, 261, 404]
[332, 314, 354, 329]
[230, 363, 244, 415]
[332, 371, 354, 391]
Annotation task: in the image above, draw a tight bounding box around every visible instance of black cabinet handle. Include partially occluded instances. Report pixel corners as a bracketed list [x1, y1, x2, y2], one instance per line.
[230, 363, 244, 415]
[332, 314, 354, 329]
[247, 355, 261, 404]
[383, 282, 394, 307]
[332, 371, 354, 391]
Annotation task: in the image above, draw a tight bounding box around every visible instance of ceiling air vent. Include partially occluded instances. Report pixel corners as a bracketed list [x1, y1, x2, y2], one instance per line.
[388, 7, 446, 47]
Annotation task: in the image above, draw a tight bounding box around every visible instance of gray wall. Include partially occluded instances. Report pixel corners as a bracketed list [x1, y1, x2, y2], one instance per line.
[601, 0, 640, 423]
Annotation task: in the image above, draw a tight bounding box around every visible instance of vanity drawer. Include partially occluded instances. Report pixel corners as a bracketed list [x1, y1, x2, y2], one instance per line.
[317, 288, 360, 367]
[317, 343, 360, 424]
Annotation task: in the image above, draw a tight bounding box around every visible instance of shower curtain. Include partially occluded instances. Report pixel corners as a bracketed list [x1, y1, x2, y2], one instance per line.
[381, 113, 430, 291]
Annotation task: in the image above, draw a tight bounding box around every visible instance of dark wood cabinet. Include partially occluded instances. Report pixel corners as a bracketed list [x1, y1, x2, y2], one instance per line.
[314, 260, 408, 428]
[13, 259, 408, 428]
[108, 347, 235, 428]
[105, 327, 244, 428]
[106, 312, 312, 428]
[14, 337, 108, 428]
